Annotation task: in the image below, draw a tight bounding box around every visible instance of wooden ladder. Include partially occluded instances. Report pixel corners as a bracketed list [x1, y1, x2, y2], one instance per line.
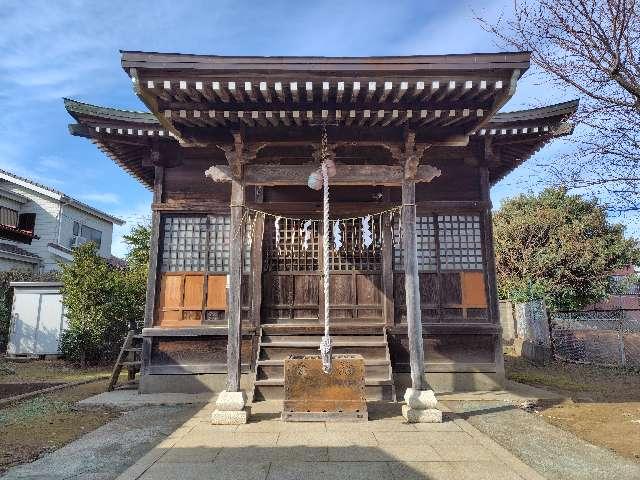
[107, 329, 143, 391]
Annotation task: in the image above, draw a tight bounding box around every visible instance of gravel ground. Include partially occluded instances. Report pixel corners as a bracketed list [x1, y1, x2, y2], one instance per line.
[445, 400, 640, 480]
[0, 405, 197, 480]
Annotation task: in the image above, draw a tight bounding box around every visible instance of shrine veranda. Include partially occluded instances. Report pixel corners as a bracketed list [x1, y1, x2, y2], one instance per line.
[65, 52, 577, 398]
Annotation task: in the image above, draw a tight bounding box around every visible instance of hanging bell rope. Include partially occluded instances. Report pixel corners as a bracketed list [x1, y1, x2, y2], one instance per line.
[317, 126, 333, 373]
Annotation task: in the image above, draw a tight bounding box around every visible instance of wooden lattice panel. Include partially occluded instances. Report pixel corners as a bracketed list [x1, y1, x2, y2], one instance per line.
[438, 215, 483, 270]
[160, 214, 253, 274]
[330, 217, 382, 271]
[265, 218, 320, 272]
[393, 216, 436, 271]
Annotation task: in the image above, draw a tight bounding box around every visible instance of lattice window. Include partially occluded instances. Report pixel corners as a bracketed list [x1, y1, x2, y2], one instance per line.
[161, 216, 208, 272]
[265, 218, 320, 272]
[331, 217, 382, 271]
[207, 215, 230, 272]
[438, 214, 483, 270]
[393, 216, 437, 271]
[161, 214, 252, 273]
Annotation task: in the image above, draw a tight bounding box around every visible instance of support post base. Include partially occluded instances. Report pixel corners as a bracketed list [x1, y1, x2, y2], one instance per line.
[211, 409, 248, 425]
[211, 390, 249, 425]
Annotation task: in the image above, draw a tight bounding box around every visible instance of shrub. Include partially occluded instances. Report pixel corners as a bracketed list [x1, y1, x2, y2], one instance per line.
[59, 225, 149, 365]
[493, 188, 640, 310]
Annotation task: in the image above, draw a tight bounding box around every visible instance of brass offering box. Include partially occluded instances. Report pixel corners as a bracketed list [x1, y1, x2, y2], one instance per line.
[282, 354, 368, 422]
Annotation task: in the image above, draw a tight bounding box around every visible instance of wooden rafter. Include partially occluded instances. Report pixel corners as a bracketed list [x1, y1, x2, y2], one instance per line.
[129, 68, 187, 144]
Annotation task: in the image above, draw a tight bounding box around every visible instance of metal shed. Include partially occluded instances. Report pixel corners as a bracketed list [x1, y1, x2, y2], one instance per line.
[6, 282, 67, 356]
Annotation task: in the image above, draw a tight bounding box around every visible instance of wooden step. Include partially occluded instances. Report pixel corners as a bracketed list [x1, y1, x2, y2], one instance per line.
[124, 347, 142, 353]
[261, 324, 385, 335]
[263, 318, 385, 326]
[262, 334, 384, 343]
[259, 345, 388, 360]
[260, 339, 386, 347]
[256, 358, 390, 380]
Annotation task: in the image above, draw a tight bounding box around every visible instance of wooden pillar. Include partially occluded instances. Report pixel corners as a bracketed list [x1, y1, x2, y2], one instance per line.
[479, 166, 505, 380]
[250, 187, 265, 329]
[381, 212, 395, 327]
[402, 179, 426, 390]
[141, 166, 164, 375]
[227, 179, 245, 392]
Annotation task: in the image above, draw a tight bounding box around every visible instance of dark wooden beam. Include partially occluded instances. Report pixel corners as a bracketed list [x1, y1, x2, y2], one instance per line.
[141, 165, 164, 375]
[402, 179, 426, 390]
[381, 211, 395, 327]
[205, 164, 441, 186]
[142, 140, 183, 167]
[479, 164, 505, 383]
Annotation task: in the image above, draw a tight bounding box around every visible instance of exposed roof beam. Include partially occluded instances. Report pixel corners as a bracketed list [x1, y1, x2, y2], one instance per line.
[129, 68, 187, 144]
[205, 163, 442, 186]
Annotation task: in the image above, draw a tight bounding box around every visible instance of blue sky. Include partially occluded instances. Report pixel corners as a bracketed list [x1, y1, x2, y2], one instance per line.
[1, 0, 637, 257]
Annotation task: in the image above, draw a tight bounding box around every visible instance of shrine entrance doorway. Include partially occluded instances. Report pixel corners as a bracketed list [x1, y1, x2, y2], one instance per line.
[261, 215, 387, 326]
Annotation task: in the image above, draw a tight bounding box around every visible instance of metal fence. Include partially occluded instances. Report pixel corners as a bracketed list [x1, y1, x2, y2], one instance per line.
[549, 310, 640, 368]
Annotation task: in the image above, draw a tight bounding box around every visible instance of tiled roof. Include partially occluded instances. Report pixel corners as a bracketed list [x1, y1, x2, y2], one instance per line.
[0, 242, 40, 259]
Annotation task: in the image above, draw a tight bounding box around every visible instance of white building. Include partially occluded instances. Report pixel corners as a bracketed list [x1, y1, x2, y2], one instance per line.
[0, 169, 125, 272]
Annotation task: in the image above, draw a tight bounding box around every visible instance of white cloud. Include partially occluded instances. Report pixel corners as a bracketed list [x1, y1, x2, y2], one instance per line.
[78, 192, 121, 204]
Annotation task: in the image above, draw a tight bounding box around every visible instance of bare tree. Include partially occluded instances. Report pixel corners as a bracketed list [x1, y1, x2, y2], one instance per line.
[478, 0, 640, 213]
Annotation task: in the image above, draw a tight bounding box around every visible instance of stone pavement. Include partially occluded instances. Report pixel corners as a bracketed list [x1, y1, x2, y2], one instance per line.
[115, 401, 545, 480]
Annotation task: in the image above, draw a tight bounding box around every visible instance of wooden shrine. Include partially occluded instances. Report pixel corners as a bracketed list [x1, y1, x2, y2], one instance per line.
[65, 51, 577, 399]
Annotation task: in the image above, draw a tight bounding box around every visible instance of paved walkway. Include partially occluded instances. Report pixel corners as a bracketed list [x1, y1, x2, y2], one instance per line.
[449, 400, 640, 480]
[116, 402, 544, 480]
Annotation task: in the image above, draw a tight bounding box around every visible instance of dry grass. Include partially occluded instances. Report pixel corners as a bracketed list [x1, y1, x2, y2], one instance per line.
[505, 353, 640, 460]
[0, 380, 120, 473]
[0, 359, 110, 384]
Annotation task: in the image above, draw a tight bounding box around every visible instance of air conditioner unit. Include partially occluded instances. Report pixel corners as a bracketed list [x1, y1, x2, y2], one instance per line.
[70, 236, 88, 248]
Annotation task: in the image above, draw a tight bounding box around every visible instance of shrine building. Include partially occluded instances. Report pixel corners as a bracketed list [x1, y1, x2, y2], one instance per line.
[65, 51, 577, 400]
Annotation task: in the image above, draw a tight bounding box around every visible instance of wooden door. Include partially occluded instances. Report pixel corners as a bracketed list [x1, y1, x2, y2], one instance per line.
[262, 216, 384, 325]
[262, 218, 320, 323]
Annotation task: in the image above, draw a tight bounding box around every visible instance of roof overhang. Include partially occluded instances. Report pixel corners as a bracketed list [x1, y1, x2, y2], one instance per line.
[65, 51, 579, 188]
[119, 51, 530, 145]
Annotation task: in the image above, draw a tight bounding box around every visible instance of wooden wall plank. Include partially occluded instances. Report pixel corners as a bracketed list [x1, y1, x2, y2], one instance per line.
[461, 272, 487, 307]
[207, 275, 228, 309]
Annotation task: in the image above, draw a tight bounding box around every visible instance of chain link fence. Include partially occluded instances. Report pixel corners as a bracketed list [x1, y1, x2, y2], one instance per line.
[549, 310, 640, 368]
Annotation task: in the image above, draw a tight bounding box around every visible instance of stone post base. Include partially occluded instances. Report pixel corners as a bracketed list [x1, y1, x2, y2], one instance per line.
[402, 388, 442, 423]
[211, 390, 248, 425]
[402, 405, 442, 423]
